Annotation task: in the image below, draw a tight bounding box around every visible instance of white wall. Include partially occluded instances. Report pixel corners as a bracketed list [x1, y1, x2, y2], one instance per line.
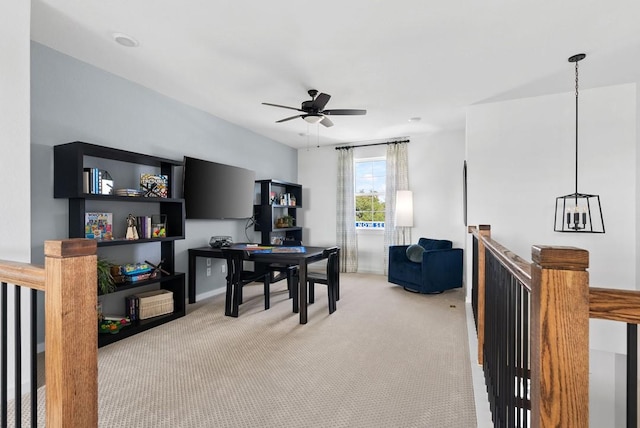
[298, 131, 465, 275]
[466, 83, 636, 427]
[467, 84, 636, 350]
[1, 0, 32, 400]
[1, 1, 30, 260]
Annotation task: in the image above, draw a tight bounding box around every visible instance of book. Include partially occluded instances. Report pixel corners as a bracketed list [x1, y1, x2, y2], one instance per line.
[83, 168, 90, 193]
[140, 174, 168, 198]
[125, 296, 139, 321]
[85, 212, 113, 240]
[135, 216, 152, 239]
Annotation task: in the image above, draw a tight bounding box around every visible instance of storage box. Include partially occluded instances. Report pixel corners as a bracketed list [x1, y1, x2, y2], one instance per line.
[136, 289, 174, 320]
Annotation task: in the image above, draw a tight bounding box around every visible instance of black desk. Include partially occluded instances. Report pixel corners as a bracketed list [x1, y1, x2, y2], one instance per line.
[188, 245, 330, 324]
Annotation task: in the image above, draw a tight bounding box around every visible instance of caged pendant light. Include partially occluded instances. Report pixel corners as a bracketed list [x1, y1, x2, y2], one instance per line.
[553, 53, 605, 233]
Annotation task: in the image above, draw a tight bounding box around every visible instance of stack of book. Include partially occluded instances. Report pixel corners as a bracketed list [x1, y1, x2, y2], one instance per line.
[83, 168, 113, 195]
[136, 216, 152, 239]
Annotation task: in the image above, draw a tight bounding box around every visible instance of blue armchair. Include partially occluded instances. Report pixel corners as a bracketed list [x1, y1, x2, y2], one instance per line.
[388, 238, 463, 294]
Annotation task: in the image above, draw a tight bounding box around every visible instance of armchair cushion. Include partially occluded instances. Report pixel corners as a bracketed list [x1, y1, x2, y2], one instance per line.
[388, 238, 463, 294]
[406, 244, 425, 262]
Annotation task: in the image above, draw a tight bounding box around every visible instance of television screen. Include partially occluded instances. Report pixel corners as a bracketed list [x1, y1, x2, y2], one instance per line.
[182, 156, 256, 219]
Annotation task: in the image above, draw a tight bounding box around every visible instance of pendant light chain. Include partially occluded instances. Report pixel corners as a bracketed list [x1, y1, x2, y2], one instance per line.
[574, 59, 579, 197]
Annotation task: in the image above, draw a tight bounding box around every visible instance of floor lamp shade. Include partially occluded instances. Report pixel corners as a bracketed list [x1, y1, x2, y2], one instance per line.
[395, 190, 414, 227]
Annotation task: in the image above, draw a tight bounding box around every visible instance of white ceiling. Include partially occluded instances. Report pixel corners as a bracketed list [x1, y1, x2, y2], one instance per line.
[30, 0, 640, 149]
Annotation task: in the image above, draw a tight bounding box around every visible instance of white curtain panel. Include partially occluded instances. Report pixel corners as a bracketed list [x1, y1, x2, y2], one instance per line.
[336, 148, 358, 272]
[383, 142, 410, 274]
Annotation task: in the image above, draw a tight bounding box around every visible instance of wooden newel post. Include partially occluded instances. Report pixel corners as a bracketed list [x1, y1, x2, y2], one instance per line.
[476, 224, 491, 365]
[44, 239, 98, 428]
[530, 245, 589, 428]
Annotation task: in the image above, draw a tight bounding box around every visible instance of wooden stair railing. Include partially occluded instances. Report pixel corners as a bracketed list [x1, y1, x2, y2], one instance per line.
[470, 225, 590, 427]
[0, 239, 97, 427]
[471, 224, 640, 427]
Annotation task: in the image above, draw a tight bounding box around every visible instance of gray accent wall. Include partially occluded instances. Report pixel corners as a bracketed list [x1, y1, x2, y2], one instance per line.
[31, 42, 298, 342]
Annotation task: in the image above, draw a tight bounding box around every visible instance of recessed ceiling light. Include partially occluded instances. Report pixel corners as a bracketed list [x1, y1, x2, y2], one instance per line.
[408, 117, 421, 122]
[113, 32, 139, 48]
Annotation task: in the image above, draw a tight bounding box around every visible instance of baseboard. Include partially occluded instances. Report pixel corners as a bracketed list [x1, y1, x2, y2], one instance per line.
[196, 287, 226, 302]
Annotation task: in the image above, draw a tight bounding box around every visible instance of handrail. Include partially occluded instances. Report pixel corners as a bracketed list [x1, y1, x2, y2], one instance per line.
[0, 260, 45, 291]
[590, 287, 640, 323]
[468, 225, 532, 289]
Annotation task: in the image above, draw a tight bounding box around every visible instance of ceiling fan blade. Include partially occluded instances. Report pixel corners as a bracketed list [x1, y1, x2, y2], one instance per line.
[262, 102, 304, 112]
[322, 109, 367, 116]
[311, 93, 331, 111]
[276, 114, 303, 123]
[320, 116, 334, 127]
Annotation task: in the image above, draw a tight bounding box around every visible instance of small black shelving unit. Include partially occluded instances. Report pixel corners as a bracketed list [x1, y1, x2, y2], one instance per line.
[53, 141, 186, 347]
[254, 179, 303, 245]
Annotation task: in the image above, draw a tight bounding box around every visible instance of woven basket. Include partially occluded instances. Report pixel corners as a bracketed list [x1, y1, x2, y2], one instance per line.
[136, 289, 174, 320]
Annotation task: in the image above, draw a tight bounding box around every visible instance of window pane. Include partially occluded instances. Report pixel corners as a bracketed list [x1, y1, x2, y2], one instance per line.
[354, 158, 386, 229]
[355, 176, 373, 194]
[372, 176, 385, 194]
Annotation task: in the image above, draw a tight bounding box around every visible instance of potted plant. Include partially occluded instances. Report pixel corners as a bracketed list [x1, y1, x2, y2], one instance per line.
[281, 215, 295, 227]
[97, 258, 116, 295]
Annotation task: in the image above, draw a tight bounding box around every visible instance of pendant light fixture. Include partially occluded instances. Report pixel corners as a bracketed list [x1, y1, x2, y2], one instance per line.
[553, 53, 605, 233]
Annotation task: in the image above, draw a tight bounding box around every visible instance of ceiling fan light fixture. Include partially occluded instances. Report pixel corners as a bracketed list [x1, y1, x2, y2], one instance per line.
[303, 114, 323, 124]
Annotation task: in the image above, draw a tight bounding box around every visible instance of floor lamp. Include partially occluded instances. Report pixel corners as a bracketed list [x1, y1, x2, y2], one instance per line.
[395, 190, 413, 245]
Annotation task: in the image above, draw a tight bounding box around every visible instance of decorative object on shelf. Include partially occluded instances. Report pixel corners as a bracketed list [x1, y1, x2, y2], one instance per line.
[110, 265, 125, 284]
[271, 236, 284, 245]
[276, 215, 295, 228]
[97, 258, 116, 294]
[145, 259, 170, 277]
[125, 213, 139, 240]
[151, 214, 167, 238]
[85, 212, 113, 240]
[140, 173, 168, 198]
[98, 317, 130, 334]
[100, 170, 114, 195]
[553, 53, 605, 233]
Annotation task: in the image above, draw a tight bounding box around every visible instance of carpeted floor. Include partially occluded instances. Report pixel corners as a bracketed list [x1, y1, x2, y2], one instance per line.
[18, 273, 478, 427]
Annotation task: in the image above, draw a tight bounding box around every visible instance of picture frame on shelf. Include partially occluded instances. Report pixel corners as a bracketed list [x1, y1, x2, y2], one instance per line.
[140, 173, 168, 198]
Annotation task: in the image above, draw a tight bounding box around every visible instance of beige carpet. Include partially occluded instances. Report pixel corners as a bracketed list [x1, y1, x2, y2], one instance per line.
[17, 273, 478, 427]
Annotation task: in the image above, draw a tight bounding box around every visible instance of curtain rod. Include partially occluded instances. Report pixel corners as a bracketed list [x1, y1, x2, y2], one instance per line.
[334, 139, 410, 150]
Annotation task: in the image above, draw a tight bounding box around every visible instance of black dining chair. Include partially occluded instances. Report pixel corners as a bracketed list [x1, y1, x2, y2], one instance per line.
[307, 246, 340, 314]
[222, 248, 270, 316]
[262, 240, 301, 310]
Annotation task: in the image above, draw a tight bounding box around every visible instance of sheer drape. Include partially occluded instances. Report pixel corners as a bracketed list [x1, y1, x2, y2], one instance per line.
[336, 148, 358, 272]
[383, 142, 410, 274]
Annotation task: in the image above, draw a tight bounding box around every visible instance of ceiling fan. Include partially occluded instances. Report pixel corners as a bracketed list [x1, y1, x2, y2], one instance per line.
[262, 89, 366, 128]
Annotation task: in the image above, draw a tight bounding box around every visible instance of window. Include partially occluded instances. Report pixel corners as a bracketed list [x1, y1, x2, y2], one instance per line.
[354, 158, 385, 229]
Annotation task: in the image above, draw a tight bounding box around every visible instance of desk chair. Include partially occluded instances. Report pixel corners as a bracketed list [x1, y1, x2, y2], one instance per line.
[222, 249, 270, 317]
[307, 247, 340, 314]
[263, 240, 301, 310]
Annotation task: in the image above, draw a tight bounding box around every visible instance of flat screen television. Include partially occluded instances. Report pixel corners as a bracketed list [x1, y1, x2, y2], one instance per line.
[182, 156, 256, 219]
